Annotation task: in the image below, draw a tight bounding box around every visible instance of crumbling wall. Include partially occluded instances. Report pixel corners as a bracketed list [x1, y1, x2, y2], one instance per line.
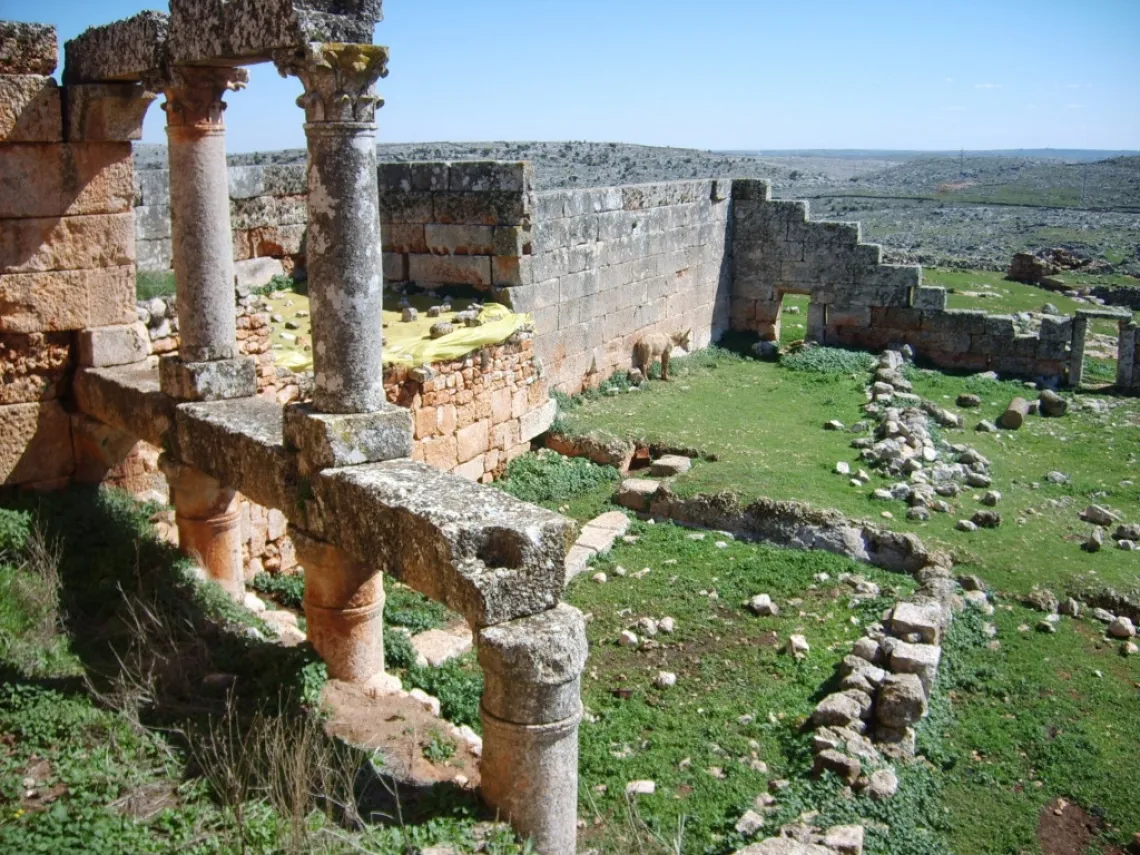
[1, 22, 144, 489]
[731, 180, 1070, 382]
[505, 180, 733, 394]
[1119, 321, 1138, 393]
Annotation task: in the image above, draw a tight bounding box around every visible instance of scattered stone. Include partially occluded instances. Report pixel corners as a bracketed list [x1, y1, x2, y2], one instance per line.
[956, 393, 982, 408]
[823, 824, 865, 855]
[1085, 528, 1104, 553]
[824, 420, 845, 431]
[1113, 523, 1140, 541]
[866, 768, 899, 801]
[787, 634, 810, 658]
[975, 420, 998, 433]
[851, 637, 880, 663]
[981, 490, 1002, 506]
[971, 510, 1002, 529]
[748, 594, 779, 617]
[401, 307, 418, 322]
[1118, 540, 1138, 551]
[1045, 471, 1070, 484]
[1038, 389, 1068, 417]
[1122, 641, 1138, 656]
[429, 321, 454, 338]
[1036, 620, 1057, 634]
[966, 472, 992, 489]
[1107, 617, 1136, 639]
[618, 630, 639, 647]
[811, 690, 872, 727]
[735, 810, 766, 837]
[1025, 588, 1059, 613]
[591, 572, 607, 584]
[835, 461, 851, 475]
[956, 520, 977, 532]
[1081, 505, 1120, 526]
[877, 673, 927, 729]
[1090, 607, 1115, 623]
[1058, 598, 1081, 617]
[654, 671, 677, 689]
[638, 617, 659, 637]
[813, 750, 861, 785]
[649, 454, 692, 477]
[890, 602, 943, 644]
[625, 780, 656, 796]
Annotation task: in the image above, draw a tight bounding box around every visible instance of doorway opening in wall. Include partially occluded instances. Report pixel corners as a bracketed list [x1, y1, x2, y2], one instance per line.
[778, 292, 811, 348]
[1080, 317, 1120, 387]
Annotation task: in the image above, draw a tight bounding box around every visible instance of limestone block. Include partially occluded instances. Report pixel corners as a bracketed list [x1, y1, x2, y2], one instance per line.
[380, 191, 433, 224]
[424, 223, 494, 256]
[0, 213, 134, 274]
[262, 163, 306, 196]
[890, 601, 944, 644]
[283, 402, 412, 473]
[0, 22, 58, 76]
[477, 603, 588, 724]
[0, 143, 134, 219]
[519, 398, 557, 443]
[889, 640, 941, 697]
[310, 459, 574, 627]
[137, 238, 173, 272]
[0, 266, 132, 334]
[175, 396, 297, 513]
[0, 330, 69, 410]
[227, 165, 266, 200]
[381, 251, 407, 282]
[160, 355, 257, 402]
[70, 412, 143, 484]
[135, 204, 172, 241]
[491, 255, 532, 287]
[433, 191, 528, 226]
[137, 169, 170, 206]
[77, 322, 150, 367]
[234, 257, 284, 291]
[62, 11, 169, 84]
[0, 400, 74, 485]
[230, 195, 278, 230]
[64, 83, 155, 142]
[449, 161, 533, 193]
[731, 179, 772, 201]
[73, 362, 174, 447]
[382, 224, 426, 254]
[407, 254, 491, 287]
[0, 75, 62, 143]
[455, 418, 490, 463]
[877, 673, 927, 729]
[914, 286, 947, 311]
[168, 0, 382, 65]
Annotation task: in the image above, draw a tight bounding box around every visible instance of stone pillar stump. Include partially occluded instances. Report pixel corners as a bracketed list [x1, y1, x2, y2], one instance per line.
[160, 457, 244, 599]
[291, 527, 385, 682]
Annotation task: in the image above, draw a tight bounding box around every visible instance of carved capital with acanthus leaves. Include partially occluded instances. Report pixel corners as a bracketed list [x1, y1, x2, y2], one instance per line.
[274, 42, 389, 125]
[153, 66, 249, 131]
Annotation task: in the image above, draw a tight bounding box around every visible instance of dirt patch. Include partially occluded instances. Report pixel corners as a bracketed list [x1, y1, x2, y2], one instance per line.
[321, 680, 480, 789]
[1037, 796, 1127, 855]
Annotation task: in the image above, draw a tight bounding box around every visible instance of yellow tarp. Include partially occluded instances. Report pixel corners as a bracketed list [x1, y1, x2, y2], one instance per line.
[266, 291, 531, 372]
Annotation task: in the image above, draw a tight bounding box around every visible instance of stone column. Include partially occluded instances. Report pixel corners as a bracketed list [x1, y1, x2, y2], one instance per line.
[160, 457, 243, 599]
[156, 66, 256, 401]
[1068, 314, 1089, 387]
[291, 527, 385, 682]
[477, 605, 588, 855]
[275, 43, 388, 414]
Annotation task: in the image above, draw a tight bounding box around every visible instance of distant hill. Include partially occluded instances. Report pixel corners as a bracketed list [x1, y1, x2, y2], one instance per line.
[722, 148, 1140, 163]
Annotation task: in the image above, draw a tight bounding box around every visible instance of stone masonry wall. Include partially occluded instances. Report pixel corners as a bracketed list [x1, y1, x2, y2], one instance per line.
[505, 180, 733, 394]
[731, 179, 1070, 382]
[1120, 321, 1139, 393]
[1, 22, 144, 489]
[135, 163, 308, 274]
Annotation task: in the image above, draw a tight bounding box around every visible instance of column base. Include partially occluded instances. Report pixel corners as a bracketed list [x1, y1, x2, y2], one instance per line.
[284, 402, 412, 475]
[480, 705, 582, 855]
[177, 506, 244, 599]
[160, 355, 257, 401]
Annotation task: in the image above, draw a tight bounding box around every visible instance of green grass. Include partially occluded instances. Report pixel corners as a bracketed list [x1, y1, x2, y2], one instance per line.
[0, 488, 524, 854]
[136, 270, 176, 301]
[548, 340, 1140, 852]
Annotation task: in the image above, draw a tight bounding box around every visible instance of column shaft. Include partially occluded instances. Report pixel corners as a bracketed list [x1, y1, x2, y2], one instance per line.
[292, 528, 384, 681]
[160, 67, 248, 364]
[160, 458, 244, 599]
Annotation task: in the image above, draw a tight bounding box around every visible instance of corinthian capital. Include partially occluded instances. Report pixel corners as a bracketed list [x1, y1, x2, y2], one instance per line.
[157, 66, 249, 130]
[274, 42, 389, 124]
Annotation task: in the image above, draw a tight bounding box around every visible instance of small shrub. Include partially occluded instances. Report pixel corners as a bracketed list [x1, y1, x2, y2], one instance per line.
[384, 627, 417, 670]
[251, 570, 305, 610]
[0, 507, 31, 557]
[496, 451, 619, 505]
[404, 656, 483, 730]
[385, 585, 454, 634]
[781, 345, 875, 375]
[423, 731, 457, 763]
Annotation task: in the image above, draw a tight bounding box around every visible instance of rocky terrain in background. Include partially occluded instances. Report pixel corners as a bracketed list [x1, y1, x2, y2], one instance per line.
[134, 142, 1140, 276]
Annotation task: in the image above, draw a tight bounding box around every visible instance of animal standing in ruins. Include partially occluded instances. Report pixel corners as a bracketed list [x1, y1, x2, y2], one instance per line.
[633, 329, 691, 381]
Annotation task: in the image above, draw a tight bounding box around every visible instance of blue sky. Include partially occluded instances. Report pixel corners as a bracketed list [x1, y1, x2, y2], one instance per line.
[4, 0, 1138, 153]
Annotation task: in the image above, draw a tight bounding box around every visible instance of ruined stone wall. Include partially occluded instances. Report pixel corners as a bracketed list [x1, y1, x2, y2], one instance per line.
[507, 180, 733, 394]
[731, 180, 1070, 382]
[135, 163, 308, 274]
[388, 336, 554, 483]
[1, 22, 144, 489]
[1119, 321, 1139, 393]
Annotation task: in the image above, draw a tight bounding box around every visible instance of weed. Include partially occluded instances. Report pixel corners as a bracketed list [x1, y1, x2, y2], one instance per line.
[403, 655, 483, 730]
[385, 584, 455, 634]
[780, 345, 875, 375]
[497, 450, 619, 505]
[423, 731, 457, 764]
[251, 570, 305, 610]
[136, 270, 176, 301]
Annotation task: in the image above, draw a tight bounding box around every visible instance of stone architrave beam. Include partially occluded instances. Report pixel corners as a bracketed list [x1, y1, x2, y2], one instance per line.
[275, 42, 389, 413]
[63, 11, 170, 84]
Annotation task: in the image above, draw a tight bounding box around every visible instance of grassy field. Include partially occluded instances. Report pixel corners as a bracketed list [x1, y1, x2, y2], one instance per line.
[0, 489, 521, 855]
[496, 452, 1140, 854]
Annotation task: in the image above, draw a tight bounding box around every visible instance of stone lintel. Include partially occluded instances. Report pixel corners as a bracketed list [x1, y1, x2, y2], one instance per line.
[1076, 307, 1133, 321]
[309, 459, 573, 628]
[174, 396, 298, 514]
[0, 21, 58, 76]
[65, 83, 157, 142]
[63, 11, 169, 85]
[169, 0, 383, 66]
[283, 402, 412, 475]
[159, 355, 257, 402]
[73, 361, 174, 448]
[477, 604, 587, 725]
